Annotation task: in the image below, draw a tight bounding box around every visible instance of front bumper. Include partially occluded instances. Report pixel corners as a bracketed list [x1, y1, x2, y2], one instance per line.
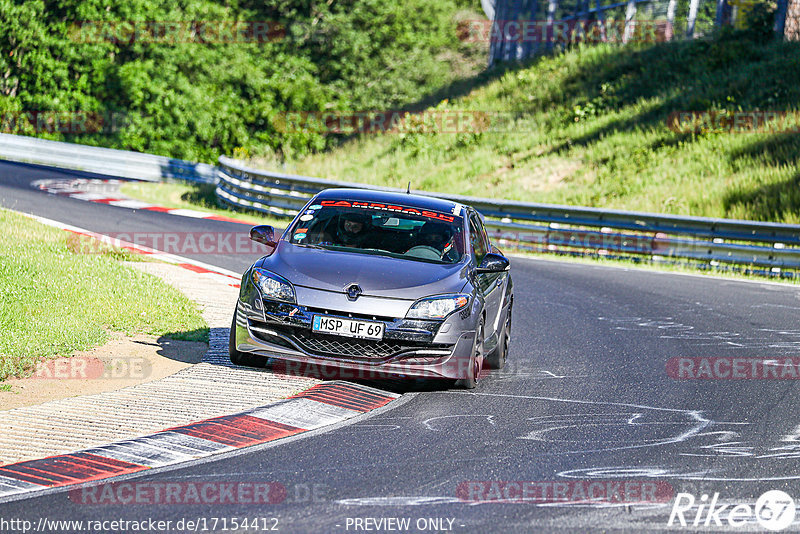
[233, 301, 477, 380]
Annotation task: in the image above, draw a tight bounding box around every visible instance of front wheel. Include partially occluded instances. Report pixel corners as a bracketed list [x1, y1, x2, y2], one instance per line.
[229, 314, 263, 367]
[455, 316, 484, 389]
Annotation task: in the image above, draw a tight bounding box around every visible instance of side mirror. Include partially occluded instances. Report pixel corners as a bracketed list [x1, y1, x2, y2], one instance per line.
[250, 225, 277, 247]
[477, 253, 510, 273]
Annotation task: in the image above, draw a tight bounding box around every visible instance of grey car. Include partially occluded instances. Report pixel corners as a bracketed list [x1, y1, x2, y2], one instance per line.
[230, 188, 513, 388]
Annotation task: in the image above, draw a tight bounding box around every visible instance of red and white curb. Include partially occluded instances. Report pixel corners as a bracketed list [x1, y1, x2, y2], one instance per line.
[25, 213, 244, 288]
[32, 178, 251, 225]
[0, 382, 398, 500]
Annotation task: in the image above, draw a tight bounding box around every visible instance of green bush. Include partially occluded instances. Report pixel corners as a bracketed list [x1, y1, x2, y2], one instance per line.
[745, 0, 778, 42]
[0, 0, 484, 162]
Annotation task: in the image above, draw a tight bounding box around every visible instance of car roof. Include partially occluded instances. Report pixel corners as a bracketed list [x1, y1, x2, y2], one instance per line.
[313, 188, 465, 217]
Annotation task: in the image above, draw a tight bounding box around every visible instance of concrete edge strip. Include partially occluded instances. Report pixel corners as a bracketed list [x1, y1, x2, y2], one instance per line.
[0, 381, 399, 500]
[18, 211, 244, 288]
[32, 178, 252, 225]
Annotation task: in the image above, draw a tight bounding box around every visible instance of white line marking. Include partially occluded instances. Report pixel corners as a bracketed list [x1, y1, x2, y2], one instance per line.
[69, 192, 116, 201]
[249, 398, 360, 430]
[167, 208, 216, 218]
[107, 199, 154, 209]
[0, 476, 44, 495]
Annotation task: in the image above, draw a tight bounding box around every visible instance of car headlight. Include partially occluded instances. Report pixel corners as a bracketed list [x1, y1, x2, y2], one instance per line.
[252, 268, 295, 303]
[406, 294, 470, 320]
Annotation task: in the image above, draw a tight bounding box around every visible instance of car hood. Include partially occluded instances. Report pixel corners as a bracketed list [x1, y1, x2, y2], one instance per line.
[257, 242, 469, 300]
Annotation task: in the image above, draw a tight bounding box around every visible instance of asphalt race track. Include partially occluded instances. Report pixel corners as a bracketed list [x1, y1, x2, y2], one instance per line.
[3, 161, 800, 533]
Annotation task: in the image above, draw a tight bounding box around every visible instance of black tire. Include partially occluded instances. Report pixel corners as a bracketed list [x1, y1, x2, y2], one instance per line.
[229, 313, 262, 367]
[455, 316, 484, 389]
[486, 303, 511, 370]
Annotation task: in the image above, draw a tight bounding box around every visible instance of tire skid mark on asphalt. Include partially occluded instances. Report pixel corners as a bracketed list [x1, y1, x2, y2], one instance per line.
[434, 391, 800, 483]
[445, 391, 711, 453]
[0, 382, 398, 501]
[598, 315, 800, 352]
[422, 415, 496, 432]
[336, 496, 464, 506]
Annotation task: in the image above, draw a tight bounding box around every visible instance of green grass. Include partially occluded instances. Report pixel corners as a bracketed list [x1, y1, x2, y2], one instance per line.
[248, 32, 800, 224]
[0, 209, 208, 381]
[120, 181, 286, 227]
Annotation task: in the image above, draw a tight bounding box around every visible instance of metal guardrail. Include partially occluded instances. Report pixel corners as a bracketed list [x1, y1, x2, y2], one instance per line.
[217, 156, 800, 272]
[0, 133, 217, 184]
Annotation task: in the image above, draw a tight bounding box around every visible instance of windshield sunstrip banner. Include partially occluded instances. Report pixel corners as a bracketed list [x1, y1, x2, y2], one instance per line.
[319, 200, 458, 223]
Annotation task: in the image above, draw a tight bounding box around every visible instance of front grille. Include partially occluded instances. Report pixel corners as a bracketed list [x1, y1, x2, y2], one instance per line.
[292, 331, 419, 360]
[249, 319, 451, 361]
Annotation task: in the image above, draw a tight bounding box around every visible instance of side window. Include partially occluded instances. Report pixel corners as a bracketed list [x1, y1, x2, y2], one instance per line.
[477, 213, 491, 252]
[469, 214, 488, 262]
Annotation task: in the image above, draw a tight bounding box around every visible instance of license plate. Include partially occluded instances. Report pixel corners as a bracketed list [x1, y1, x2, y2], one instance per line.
[312, 315, 384, 340]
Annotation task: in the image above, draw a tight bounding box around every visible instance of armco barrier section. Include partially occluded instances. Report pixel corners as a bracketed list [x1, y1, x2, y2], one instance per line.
[217, 156, 800, 271]
[0, 133, 216, 184]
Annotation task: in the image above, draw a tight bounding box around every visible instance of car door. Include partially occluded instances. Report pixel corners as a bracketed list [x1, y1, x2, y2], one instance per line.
[468, 210, 504, 336]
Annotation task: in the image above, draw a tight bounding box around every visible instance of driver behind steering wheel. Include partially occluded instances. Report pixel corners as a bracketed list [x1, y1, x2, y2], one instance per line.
[337, 211, 371, 248]
[412, 221, 456, 260]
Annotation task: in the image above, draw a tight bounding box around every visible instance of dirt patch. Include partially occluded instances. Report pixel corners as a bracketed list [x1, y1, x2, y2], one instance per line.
[476, 154, 584, 195]
[0, 332, 206, 411]
[517, 157, 583, 193]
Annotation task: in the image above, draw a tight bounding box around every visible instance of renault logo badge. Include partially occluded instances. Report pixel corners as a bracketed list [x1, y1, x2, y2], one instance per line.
[346, 284, 362, 301]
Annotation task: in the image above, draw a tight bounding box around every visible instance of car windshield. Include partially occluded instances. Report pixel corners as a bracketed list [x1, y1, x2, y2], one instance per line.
[287, 200, 465, 264]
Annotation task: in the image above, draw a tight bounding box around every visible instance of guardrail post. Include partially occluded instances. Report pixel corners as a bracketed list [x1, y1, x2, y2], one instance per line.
[488, 0, 539, 65]
[687, 0, 701, 36]
[547, 0, 559, 49]
[713, 0, 727, 29]
[666, 0, 678, 39]
[623, 0, 638, 42]
[595, 0, 608, 42]
[774, 0, 789, 36]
